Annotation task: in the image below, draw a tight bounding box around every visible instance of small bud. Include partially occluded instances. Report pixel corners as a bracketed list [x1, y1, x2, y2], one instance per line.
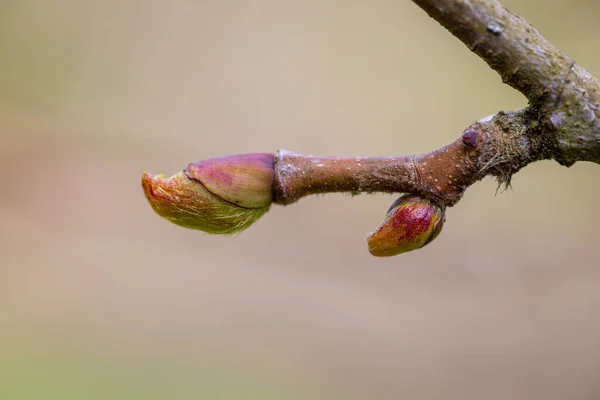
[142, 153, 274, 234]
[367, 194, 445, 257]
[462, 129, 478, 148]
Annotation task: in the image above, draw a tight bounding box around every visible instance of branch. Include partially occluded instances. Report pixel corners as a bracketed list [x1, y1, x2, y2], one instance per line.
[273, 110, 539, 206]
[412, 0, 600, 166]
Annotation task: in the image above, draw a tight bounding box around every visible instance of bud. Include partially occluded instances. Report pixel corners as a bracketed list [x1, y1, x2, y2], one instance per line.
[367, 194, 445, 257]
[142, 153, 274, 234]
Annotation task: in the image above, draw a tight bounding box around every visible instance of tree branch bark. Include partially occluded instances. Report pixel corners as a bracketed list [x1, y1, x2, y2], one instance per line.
[412, 0, 600, 166]
[273, 109, 541, 206]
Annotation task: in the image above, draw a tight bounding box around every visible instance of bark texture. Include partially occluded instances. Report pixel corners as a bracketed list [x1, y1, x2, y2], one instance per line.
[412, 0, 600, 166]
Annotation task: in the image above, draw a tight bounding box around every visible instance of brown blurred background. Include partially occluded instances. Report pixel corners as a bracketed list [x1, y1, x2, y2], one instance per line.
[1, 0, 599, 399]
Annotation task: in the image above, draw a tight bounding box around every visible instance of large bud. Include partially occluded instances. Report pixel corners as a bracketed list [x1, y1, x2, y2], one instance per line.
[142, 153, 274, 234]
[367, 194, 445, 257]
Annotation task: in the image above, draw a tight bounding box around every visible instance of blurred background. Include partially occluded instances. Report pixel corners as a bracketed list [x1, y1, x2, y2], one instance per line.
[1, 0, 599, 398]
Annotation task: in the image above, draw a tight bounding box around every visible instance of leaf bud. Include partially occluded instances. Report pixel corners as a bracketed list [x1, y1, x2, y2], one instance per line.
[142, 153, 274, 234]
[367, 194, 445, 257]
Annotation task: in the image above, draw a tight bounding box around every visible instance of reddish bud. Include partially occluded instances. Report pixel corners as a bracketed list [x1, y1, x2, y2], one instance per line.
[367, 194, 445, 257]
[142, 153, 274, 234]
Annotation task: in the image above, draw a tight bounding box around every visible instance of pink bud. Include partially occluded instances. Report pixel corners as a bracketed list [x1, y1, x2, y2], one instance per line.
[367, 194, 445, 257]
[142, 153, 274, 234]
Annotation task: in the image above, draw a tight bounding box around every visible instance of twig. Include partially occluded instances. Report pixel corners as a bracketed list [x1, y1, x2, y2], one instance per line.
[274, 109, 541, 206]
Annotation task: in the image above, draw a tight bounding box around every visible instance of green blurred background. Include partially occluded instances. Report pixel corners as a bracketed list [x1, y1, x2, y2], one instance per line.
[1, 0, 599, 399]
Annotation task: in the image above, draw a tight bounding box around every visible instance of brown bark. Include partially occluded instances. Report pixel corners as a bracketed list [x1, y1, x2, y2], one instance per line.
[274, 110, 542, 206]
[411, 0, 600, 166]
